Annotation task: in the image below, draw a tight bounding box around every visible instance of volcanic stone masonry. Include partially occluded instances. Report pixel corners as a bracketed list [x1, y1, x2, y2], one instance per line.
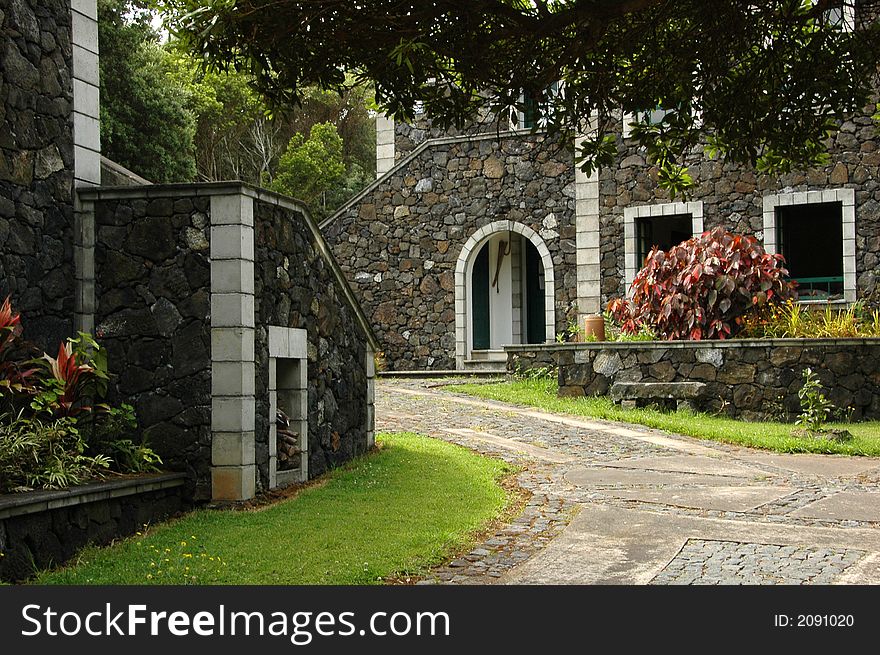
[325, 130, 578, 370]
[85, 184, 376, 501]
[507, 340, 880, 422]
[0, 0, 75, 349]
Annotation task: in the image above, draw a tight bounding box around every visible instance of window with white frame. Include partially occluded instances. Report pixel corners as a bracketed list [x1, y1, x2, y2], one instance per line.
[514, 81, 562, 130]
[762, 189, 856, 302]
[623, 201, 704, 286]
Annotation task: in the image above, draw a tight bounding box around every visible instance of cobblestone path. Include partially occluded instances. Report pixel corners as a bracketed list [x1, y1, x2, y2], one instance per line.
[377, 378, 880, 585]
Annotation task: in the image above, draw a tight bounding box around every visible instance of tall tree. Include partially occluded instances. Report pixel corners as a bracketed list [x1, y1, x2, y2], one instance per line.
[158, 0, 880, 194]
[268, 122, 347, 218]
[98, 0, 197, 182]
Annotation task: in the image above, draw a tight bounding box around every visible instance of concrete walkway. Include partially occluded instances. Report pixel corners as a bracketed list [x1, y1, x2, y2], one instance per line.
[377, 378, 880, 585]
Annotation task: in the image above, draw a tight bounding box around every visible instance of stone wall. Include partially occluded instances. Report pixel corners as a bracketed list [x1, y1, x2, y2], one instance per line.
[325, 132, 577, 370]
[85, 183, 375, 502]
[599, 105, 880, 304]
[0, 474, 185, 582]
[93, 195, 212, 499]
[0, 0, 75, 349]
[507, 340, 880, 421]
[254, 201, 371, 486]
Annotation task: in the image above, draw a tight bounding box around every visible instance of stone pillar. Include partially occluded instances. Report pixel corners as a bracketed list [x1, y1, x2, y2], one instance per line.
[574, 133, 602, 321]
[376, 114, 395, 178]
[71, 0, 100, 335]
[210, 194, 257, 501]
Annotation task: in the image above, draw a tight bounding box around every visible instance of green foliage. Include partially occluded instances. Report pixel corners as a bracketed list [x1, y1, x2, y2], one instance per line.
[80, 404, 163, 474]
[158, 0, 880, 196]
[513, 365, 556, 381]
[99, 0, 197, 182]
[0, 300, 158, 491]
[0, 414, 111, 492]
[796, 368, 835, 432]
[267, 122, 346, 218]
[555, 316, 583, 343]
[608, 228, 797, 340]
[601, 312, 657, 342]
[38, 433, 512, 584]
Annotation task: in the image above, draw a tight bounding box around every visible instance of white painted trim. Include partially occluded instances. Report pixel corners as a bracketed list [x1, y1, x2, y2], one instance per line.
[623, 201, 704, 287]
[574, 130, 601, 318]
[376, 114, 395, 178]
[762, 187, 856, 303]
[454, 221, 556, 369]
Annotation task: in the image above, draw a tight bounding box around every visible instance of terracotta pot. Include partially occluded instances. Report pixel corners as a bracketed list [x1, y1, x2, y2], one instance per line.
[583, 314, 605, 341]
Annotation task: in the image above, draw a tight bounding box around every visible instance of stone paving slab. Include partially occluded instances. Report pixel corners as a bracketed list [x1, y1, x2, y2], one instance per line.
[502, 504, 880, 585]
[791, 491, 880, 523]
[565, 467, 756, 489]
[605, 486, 796, 513]
[736, 453, 880, 478]
[600, 454, 766, 478]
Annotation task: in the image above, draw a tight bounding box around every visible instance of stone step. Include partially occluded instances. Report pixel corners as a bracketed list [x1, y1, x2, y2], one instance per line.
[463, 358, 508, 372]
[468, 349, 507, 362]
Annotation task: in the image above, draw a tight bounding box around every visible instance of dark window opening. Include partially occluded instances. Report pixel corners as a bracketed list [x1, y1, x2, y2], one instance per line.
[777, 202, 844, 301]
[635, 214, 692, 269]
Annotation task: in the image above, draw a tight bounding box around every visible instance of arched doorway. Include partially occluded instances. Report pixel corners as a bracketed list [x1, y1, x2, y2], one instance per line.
[455, 221, 555, 369]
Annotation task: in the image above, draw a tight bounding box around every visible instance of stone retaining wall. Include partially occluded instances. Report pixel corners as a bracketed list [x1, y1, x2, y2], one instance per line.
[507, 340, 880, 421]
[0, 473, 185, 582]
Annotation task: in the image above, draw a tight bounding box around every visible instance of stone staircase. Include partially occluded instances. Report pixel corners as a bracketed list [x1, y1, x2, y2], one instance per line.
[463, 349, 508, 373]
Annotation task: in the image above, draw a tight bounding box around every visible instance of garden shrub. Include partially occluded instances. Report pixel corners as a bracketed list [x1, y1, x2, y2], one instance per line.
[0, 297, 160, 491]
[0, 413, 111, 492]
[608, 227, 797, 340]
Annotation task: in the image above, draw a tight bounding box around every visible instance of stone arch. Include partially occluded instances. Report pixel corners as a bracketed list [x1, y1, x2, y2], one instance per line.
[454, 220, 556, 369]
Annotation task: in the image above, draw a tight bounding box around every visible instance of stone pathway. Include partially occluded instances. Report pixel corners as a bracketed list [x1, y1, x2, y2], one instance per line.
[376, 377, 880, 585]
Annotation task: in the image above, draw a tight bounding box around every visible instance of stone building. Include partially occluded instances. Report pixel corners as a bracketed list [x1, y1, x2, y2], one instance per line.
[1, 0, 377, 503]
[322, 9, 880, 373]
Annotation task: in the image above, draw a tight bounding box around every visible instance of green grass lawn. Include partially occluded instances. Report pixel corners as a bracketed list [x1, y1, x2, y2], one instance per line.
[453, 377, 880, 457]
[36, 432, 513, 585]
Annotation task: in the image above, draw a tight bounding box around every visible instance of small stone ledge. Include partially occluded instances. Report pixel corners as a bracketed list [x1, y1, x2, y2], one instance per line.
[611, 381, 707, 401]
[0, 473, 186, 520]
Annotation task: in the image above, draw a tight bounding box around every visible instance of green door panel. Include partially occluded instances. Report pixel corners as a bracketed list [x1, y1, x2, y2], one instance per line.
[472, 243, 490, 350]
[525, 242, 544, 344]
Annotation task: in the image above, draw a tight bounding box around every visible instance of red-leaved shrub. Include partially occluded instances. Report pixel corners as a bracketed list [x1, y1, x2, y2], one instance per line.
[608, 227, 797, 340]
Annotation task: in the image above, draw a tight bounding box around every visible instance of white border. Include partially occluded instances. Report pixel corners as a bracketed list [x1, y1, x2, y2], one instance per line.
[762, 188, 856, 303]
[454, 221, 556, 369]
[623, 201, 704, 287]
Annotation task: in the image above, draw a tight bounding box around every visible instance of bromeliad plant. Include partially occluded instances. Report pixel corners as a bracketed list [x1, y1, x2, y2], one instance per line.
[0, 297, 160, 491]
[0, 296, 38, 396]
[31, 332, 109, 418]
[608, 228, 797, 340]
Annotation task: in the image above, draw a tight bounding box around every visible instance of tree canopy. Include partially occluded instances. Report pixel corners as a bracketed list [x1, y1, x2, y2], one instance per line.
[99, 0, 375, 210]
[157, 0, 880, 193]
[99, 0, 197, 182]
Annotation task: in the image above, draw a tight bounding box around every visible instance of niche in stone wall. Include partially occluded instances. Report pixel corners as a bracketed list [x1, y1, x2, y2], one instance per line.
[268, 327, 309, 488]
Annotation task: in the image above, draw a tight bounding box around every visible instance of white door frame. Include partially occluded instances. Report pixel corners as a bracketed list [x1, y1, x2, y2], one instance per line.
[454, 220, 556, 369]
